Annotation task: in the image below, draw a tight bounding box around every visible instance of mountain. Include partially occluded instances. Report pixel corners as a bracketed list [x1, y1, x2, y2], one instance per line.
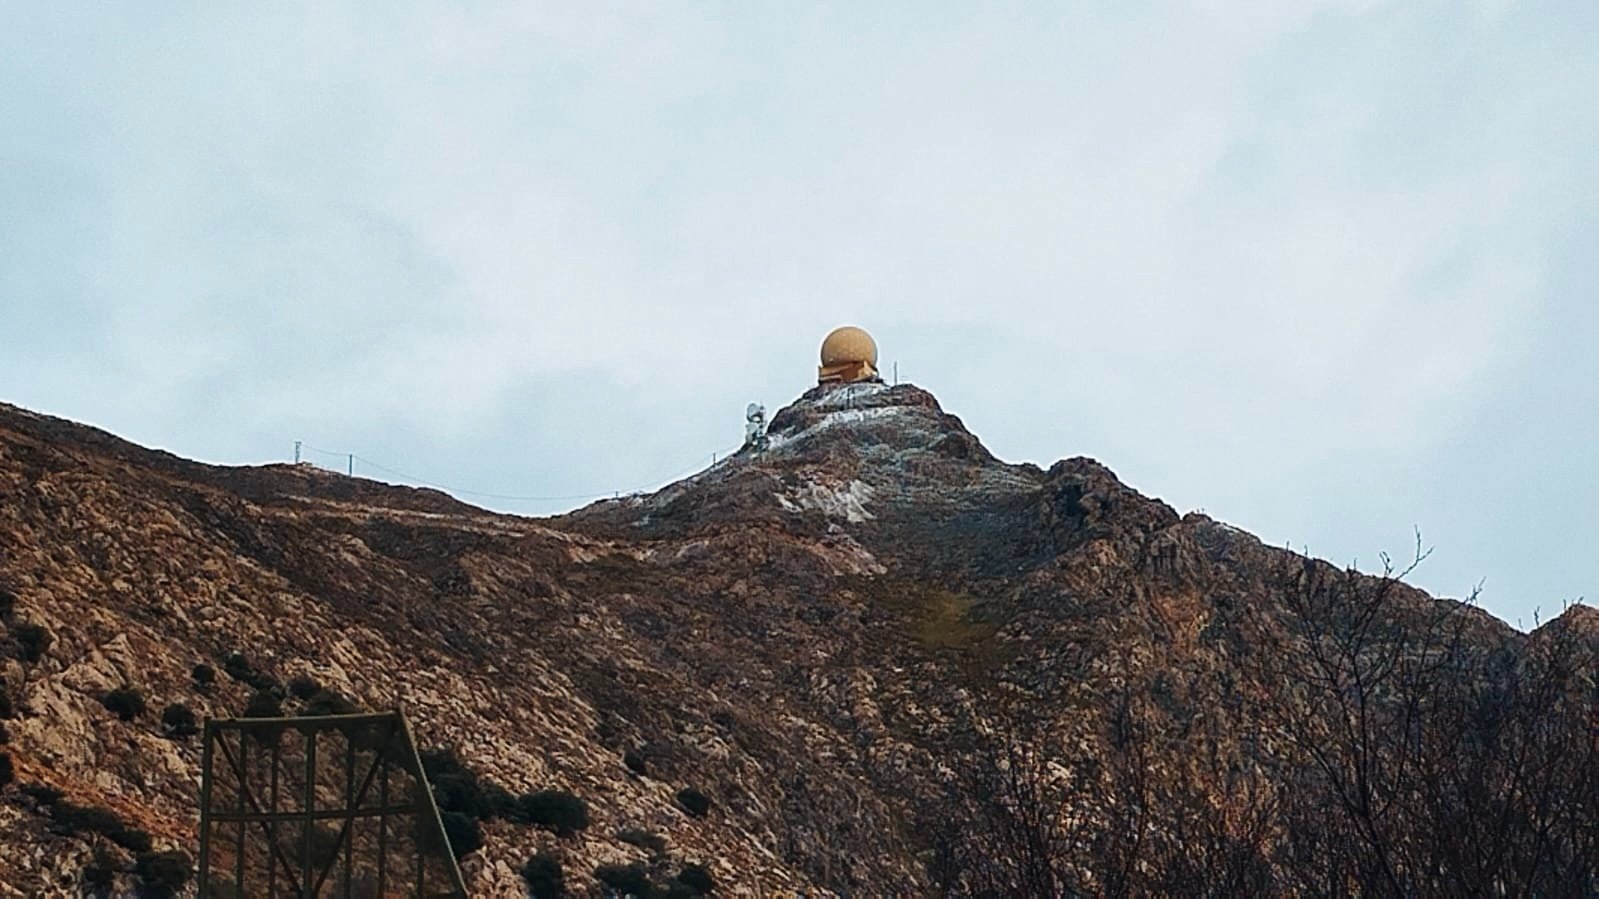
[0, 385, 1593, 896]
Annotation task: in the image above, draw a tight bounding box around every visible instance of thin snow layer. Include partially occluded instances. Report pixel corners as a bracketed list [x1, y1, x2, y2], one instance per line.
[764, 406, 907, 453]
[812, 381, 892, 409]
[775, 479, 876, 523]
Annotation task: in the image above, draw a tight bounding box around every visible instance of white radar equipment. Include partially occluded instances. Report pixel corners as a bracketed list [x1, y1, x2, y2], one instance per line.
[744, 402, 768, 451]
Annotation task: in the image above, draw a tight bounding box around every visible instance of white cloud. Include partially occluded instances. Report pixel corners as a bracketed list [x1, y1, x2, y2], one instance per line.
[1, 1, 1594, 623]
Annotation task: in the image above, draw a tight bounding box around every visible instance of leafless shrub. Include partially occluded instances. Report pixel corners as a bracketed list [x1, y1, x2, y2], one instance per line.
[935, 533, 1597, 894]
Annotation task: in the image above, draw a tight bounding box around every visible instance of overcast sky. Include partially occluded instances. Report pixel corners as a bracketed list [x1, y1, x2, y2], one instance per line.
[3, 2, 1595, 629]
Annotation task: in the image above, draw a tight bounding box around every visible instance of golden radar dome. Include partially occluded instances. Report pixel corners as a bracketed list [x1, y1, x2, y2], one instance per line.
[818, 326, 881, 384]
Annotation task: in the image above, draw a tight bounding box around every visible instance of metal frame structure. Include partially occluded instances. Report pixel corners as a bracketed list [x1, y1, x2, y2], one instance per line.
[196, 711, 468, 898]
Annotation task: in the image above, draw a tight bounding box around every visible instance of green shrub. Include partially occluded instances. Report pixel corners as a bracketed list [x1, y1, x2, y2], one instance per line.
[47, 802, 123, 835]
[82, 847, 118, 892]
[102, 686, 146, 722]
[593, 863, 653, 898]
[14, 622, 52, 662]
[0, 752, 12, 788]
[43, 800, 152, 851]
[675, 788, 712, 818]
[623, 748, 648, 777]
[242, 689, 282, 718]
[161, 703, 199, 738]
[20, 782, 63, 805]
[222, 651, 251, 681]
[190, 663, 215, 688]
[112, 825, 154, 853]
[133, 850, 191, 899]
[420, 747, 514, 820]
[222, 652, 279, 692]
[616, 827, 667, 854]
[483, 782, 518, 818]
[516, 790, 590, 837]
[438, 810, 482, 859]
[0, 683, 14, 719]
[521, 853, 566, 899]
[676, 863, 714, 894]
[299, 688, 357, 717]
[287, 674, 321, 700]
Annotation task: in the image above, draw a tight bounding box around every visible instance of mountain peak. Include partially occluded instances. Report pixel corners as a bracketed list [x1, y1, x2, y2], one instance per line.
[558, 382, 1187, 582]
[763, 381, 1004, 468]
[559, 382, 1027, 540]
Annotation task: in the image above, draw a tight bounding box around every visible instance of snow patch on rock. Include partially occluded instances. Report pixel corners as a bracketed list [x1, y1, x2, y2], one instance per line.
[775, 479, 876, 523]
[812, 381, 892, 409]
[765, 406, 906, 452]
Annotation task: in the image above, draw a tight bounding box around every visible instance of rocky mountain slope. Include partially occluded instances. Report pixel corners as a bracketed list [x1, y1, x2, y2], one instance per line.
[0, 384, 1592, 896]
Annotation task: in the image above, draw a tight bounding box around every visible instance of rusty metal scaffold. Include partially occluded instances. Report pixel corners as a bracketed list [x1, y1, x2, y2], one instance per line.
[196, 711, 468, 898]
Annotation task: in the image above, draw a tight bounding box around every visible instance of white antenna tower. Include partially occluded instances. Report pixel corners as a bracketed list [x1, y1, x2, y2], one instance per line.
[744, 402, 768, 451]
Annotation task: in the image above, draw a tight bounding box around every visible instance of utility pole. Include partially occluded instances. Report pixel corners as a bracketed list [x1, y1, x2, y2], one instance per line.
[294, 441, 301, 464]
[893, 362, 898, 385]
[347, 454, 353, 477]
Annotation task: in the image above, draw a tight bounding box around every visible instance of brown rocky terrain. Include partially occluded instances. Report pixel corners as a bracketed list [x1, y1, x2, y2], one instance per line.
[0, 384, 1593, 896]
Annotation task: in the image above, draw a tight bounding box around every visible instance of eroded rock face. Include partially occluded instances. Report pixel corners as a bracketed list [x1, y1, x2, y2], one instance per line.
[0, 391, 1590, 896]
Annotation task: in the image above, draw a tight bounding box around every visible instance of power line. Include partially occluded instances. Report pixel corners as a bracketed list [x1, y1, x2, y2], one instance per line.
[295, 442, 741, 505]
